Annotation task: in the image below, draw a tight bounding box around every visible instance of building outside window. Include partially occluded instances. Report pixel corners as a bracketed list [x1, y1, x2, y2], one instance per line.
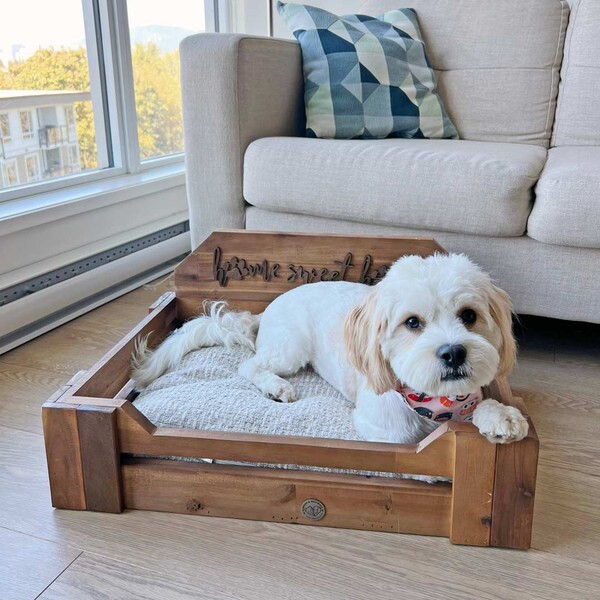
[20, 110, 34, 139]
[25, 153, 40, 181]
[1, 160, 18, 186]
[0, 113, 11, 142]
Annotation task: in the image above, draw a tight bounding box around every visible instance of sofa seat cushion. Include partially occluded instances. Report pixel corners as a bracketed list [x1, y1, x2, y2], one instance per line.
[244, 137, 546, 237]
[529, 147, 600, 249]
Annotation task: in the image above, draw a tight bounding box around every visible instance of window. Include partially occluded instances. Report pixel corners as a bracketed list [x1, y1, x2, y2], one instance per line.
[20, 111, 34, 140]
[65, 105, 76, 128]
[0, 113, 11, 142]
[25, 154, 41, 181]
[1, 0, 102, 192]
[127, 0, 205, 161]
[68, 144, 80, 167]
[0, 1, 214, 200]
[1, 160, 18, 186]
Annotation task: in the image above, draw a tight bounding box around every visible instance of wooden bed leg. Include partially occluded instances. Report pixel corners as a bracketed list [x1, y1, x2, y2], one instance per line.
[42, 403, 87, 510]
[449, 430, 496, 546]
[76, 405, 123, 513]
[490, 435, 539, 550]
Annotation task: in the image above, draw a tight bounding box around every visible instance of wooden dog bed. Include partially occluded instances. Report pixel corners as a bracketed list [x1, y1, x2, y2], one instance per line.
[42, 231, 539, 548]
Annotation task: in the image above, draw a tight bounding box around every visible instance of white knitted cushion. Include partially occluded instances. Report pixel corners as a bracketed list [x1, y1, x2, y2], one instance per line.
[134, 345, 360, 442]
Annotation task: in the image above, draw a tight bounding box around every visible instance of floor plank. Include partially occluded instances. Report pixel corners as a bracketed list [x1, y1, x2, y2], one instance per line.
[39, 553, 231, 600]
[0, 526, 81, 600]
[0, 362, 66, 434]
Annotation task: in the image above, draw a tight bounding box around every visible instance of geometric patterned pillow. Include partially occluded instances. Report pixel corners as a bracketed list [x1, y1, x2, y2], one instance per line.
[277, 2, 458, 140]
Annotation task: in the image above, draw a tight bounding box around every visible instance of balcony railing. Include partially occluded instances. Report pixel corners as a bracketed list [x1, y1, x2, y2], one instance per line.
[38, 125, 70, 147]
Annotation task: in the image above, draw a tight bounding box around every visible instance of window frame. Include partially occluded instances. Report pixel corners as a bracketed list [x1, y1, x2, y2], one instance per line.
[25, 153, 41, 182]
[19, 110, 35, 140]
[0, 0, 216, 203]
[0, 113, 12, 143]
[1, 159, 19, 186]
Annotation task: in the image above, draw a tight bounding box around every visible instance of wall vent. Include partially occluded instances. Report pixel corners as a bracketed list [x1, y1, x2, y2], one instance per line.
[1, 221, 189, 308]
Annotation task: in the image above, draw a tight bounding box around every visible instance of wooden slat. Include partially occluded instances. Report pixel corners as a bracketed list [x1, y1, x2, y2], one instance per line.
[491, 435, 539, 549]
[77, 406, 123, 513]
[42, 402, 86, 510]
[484, 376, 539, 548]
[115, 403, 457, 477]
[71, 292, 177, 399]
[450, 431, 497, 546]
[122, 458, 452, 536]
[175, 230, 445, 319]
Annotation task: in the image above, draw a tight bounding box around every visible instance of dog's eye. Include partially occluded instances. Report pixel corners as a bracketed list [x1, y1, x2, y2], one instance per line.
[405, 316, 421, 330]
[459, 308, 477, 325]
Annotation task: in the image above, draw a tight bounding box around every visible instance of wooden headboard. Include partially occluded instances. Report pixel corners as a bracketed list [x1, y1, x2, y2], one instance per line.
[174, 230, 445, 319]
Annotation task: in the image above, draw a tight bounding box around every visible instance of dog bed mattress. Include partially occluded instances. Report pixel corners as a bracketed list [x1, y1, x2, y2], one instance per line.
[134, 345, 360, 442]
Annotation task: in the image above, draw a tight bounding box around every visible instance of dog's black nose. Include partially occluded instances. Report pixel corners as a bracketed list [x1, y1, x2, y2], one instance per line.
[437, 344, 467, 369]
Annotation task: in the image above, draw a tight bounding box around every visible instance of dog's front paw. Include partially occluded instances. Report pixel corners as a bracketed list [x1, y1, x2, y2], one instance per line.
[262, 375, 297, 403]
[472, 399, 529, 444]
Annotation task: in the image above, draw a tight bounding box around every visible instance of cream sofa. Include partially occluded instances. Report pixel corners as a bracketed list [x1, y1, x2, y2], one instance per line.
[180, 0, 600, 323]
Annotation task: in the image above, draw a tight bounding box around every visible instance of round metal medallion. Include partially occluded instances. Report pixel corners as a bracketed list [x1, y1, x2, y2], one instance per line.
[301, 498, 326, 521]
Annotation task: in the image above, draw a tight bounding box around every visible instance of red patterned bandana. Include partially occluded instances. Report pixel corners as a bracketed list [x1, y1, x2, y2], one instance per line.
[396, 385, 483, 423]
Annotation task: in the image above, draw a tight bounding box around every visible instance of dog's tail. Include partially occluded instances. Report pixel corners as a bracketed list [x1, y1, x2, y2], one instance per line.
[131, 301, 261, 388]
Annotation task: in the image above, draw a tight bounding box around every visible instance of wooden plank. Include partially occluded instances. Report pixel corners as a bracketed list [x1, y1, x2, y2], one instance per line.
[42, 402, 86, 510]
[491, 435, 539, 549]
[485, 377, 539, 548]
[77, 405, 123, 513]
[175, 230, 446, 319]
[0, 527, 81, 600]
[39, 553, 218, 600]
[70, 292, 177, 399]
[122, 458, 452, 537]
[450, 430, 497, 546]
[116, 405, 457, 477]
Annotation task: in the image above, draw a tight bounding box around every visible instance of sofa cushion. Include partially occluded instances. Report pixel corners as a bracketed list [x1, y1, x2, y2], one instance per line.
[243, 137, 546, 237]
[529, 147, 600, 249]
[276, 2, 457, 140]
[552, 0, 600, 146]
[360, 0, 569, 148]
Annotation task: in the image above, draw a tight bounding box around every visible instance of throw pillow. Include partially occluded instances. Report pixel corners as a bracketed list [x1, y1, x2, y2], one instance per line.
[277, 1, 458, 140]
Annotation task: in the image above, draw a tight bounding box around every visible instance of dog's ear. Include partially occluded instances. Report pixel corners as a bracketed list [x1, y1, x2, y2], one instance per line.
[344, 293, 396, 395]
[489, 284, 517, 377]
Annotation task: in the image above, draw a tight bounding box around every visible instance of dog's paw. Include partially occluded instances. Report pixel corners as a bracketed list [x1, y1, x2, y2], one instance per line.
[262, 376, 297, 403]
[472, 399, 529, 444]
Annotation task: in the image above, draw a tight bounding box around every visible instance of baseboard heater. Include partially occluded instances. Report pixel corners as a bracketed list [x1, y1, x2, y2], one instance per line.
[0, 222, 191, 354]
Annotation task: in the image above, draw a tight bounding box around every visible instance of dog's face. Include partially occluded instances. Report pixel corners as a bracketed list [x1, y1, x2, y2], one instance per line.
[345, 253, 516, 397]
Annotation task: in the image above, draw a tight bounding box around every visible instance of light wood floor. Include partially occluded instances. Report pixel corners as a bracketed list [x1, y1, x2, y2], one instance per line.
[1, 278, 600, 599]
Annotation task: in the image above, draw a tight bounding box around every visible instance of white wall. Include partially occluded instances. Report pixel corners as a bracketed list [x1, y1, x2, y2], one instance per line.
[223, 1, 364, 38]
[272, 1, 364, 38]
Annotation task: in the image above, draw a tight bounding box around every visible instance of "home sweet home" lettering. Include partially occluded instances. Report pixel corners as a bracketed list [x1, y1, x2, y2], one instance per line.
[212, 247, 389, 287]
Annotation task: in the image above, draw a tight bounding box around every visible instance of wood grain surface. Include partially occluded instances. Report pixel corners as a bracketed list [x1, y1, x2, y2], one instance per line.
[175, 230, 446, 318]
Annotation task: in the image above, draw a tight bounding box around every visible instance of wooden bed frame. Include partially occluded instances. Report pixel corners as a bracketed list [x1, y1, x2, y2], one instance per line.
[42, 231, 539, 549]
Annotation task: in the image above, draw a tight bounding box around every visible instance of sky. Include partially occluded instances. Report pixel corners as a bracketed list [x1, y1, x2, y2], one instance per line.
[0, 0, 206, 64]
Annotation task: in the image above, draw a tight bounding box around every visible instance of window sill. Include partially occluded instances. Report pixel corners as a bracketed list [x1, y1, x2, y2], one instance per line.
[0, 161, 186, 237]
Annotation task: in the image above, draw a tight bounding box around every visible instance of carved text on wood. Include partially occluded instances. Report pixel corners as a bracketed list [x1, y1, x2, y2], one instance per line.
[213, 247, 389, 287]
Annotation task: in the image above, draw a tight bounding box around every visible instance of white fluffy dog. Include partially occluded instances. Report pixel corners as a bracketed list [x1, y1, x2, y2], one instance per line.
[133, 253, 528, 446]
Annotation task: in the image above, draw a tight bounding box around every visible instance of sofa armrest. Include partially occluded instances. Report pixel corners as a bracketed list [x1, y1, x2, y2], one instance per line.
[180, 33, 304, 247]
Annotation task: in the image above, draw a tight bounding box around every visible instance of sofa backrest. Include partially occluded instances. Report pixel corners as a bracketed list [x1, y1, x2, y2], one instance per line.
[552, 0, 600, 146]
[361, 0, 569, 148]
